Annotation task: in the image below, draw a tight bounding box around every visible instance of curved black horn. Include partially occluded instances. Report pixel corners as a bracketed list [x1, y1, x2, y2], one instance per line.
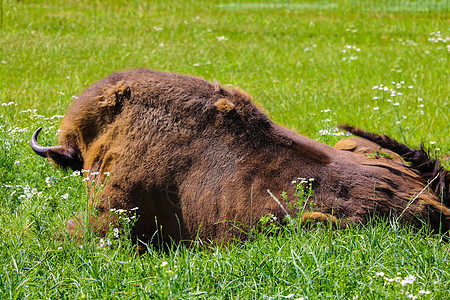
[30, 127, 62, 158]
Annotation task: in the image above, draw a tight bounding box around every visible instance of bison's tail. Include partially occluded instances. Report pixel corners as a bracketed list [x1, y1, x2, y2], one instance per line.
[339, 125, 450, 206]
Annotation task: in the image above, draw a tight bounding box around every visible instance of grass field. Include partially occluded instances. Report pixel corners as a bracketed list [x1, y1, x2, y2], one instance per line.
[1, 0, 449, 298]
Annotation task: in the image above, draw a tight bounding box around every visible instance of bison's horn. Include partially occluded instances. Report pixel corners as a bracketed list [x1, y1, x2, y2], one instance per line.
[31, 127, 62, 158]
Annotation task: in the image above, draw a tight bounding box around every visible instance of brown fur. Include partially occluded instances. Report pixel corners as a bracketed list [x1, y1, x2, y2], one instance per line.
[34, 69, 450, 245]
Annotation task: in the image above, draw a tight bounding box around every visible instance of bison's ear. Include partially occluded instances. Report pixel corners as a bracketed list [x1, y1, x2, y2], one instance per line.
[214, 98, 235, 114]
[97, 80, 130, 107]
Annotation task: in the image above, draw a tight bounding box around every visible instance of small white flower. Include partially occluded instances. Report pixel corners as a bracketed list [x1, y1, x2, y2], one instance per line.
[429, 141, 436, 145]
[373, 107, 379, 111]
[400, 274, 416, 286]
[61, 193, 69, 199]
[99, 238, 112, 248]
[153, 26, 163, 31]
[373, 96, 379, 99]
[160, 261, 168, 267]
[375, 272, 385, 277]
[419, 290, 431, 295]
[394, 102, 400, 106]
[113, 227, 119, 238]
[217, 36, 228, 41]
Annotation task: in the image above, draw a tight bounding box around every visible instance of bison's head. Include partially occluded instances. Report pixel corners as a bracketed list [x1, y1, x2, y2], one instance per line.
[31, 74, 132, 171]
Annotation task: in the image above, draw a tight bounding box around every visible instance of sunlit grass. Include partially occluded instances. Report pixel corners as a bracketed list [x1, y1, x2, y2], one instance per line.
[0, 0, 449, 298]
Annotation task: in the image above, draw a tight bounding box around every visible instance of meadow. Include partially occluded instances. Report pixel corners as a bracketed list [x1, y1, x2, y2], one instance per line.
[0, 0, 449, 298]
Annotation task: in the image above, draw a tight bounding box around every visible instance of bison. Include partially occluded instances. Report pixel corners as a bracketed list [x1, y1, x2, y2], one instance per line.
[31, 69, 450, 245]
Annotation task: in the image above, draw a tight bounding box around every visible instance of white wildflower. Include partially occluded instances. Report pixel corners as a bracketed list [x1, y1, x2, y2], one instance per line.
[400, 275, 416, 286]
[419, 290, 431, 295]
[160, 261, 168, 267]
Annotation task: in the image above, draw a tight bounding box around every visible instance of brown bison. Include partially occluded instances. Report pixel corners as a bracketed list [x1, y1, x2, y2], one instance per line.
[31, 69, 450, 244]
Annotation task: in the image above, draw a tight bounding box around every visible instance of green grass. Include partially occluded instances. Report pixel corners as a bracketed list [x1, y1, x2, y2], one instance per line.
[1, 0, 449, 298]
